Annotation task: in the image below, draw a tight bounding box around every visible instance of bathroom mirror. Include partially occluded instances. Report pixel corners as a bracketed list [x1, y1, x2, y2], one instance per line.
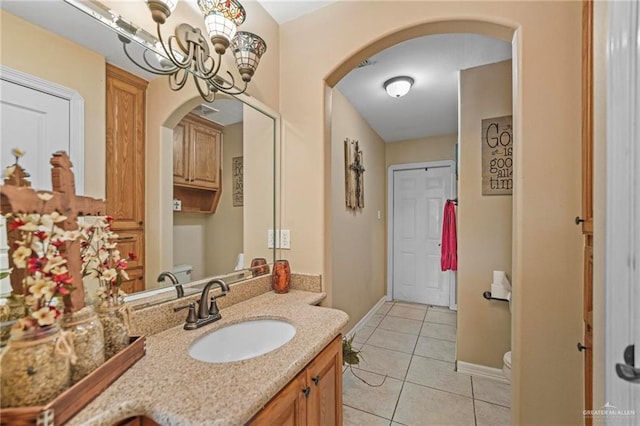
[0, 0, 278, 304]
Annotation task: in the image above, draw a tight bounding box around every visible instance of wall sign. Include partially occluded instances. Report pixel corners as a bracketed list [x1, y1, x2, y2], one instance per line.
[344, 138, 365, 210]
[232, 156, 243, 207]
[482, 115, 513, 195]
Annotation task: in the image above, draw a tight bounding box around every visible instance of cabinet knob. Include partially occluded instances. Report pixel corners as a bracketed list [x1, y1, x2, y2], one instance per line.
[312, 375, 320, 385]
[302, 387, 311, 397]
[577, 342, 589, 352]
[575, 216, 585, 225]
[138, 220, 143, 226]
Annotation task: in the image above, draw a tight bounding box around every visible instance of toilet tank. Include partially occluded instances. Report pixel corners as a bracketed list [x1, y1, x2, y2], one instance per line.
[172, 264, 193, 284]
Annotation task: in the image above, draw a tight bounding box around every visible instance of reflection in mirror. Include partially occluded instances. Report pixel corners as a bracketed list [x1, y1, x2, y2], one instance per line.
[0, 0, 278, 306]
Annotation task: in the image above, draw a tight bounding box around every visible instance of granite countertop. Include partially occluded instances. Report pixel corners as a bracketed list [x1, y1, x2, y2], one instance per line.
[68, 289, 349, 426]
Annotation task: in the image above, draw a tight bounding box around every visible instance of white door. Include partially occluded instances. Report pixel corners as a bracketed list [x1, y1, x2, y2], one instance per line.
[0, 79, 71, 189]
[606, 0, 639, 420]
[0, 70, 78, 297]
[392, 166, 451, 306]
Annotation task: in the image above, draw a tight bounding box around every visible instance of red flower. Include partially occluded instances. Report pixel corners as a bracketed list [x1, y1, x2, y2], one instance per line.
[50, 306, 62, 319]
[28, 257, 46, 274]
[53, 273, 73, 285]
[51, 239, 65, 248]
[9, 218, 25, 230]
[105, 216, 114, 223]
[117, 259, 128, 269]
[34, 230, 48, 241]
[128, 252, 137, 261]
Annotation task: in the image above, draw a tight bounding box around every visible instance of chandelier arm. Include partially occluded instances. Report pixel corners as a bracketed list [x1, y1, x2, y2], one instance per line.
[157, 23, 192, 69]
[122, 42, 175, 76]
[192, 74, 216, 103]
[168, 68, 190, 92]
[198, 50, 223, 81]
[141, 49, 180, 75]
[210, 72, 248, 96]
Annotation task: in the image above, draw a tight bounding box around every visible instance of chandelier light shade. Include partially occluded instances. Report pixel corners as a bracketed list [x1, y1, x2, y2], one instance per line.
[145, 0, 178, 24]
[198, 0, 246, 54]
[231, 31, 267, 82]
[127, 0, 266, 102]
[384, 76, 414, 98]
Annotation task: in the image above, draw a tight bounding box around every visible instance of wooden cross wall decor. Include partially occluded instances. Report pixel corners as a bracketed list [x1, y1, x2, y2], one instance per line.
[0, 151, 105, 312]
[344, 138, 365, 210]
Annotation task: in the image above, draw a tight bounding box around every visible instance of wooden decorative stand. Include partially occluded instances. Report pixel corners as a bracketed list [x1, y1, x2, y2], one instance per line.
[0, 336, 145, 426]
[0, 152, 147, 425]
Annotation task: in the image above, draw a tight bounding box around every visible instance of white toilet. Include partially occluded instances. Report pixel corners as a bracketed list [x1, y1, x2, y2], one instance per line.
[502, 292, 513, 381]
[173, 264, 193, 284]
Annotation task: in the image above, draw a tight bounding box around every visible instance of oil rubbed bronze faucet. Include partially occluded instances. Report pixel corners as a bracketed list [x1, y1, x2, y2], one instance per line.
[174, 279, 230, 330]
[157, 271, 184, 298]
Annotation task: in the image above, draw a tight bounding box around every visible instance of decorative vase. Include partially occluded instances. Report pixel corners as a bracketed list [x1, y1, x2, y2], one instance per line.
[96, 301, 130, 360]
[271, 260, 291, 294]
[251, 258, 270, 277]
[0, 295, 27, 348]
[0, 324, 72, 408]
[61, 306, 105, 384]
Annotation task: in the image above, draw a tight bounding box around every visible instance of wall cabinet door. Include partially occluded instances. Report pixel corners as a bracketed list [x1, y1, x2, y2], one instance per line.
[106, 64, 148, 291]
[173, 113, 222, 190]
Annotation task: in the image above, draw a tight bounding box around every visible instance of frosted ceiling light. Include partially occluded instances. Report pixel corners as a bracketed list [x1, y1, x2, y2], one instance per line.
[384, 76, 414, 98]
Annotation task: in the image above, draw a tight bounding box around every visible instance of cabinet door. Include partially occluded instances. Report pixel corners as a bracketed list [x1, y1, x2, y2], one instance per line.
[306, 335, 343, 426]
[249, 372, 307, 426]
[173, 121, 190, 185]
[106, 64, 148, 294]
[189, 121, 221, 189]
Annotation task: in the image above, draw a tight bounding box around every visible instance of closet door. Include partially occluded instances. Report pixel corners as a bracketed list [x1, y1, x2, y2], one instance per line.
[106, 64, 148, 294]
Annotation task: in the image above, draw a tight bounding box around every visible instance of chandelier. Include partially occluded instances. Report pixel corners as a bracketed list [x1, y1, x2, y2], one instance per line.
[123, 0, 267, 102]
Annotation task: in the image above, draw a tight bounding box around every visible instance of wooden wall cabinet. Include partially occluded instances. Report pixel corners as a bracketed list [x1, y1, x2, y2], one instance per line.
[106, 64, 147, 294]
[249, 335, 343, 426]
[173, 113, 223, 213]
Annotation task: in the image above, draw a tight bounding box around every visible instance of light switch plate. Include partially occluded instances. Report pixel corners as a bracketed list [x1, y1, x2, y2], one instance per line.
[267, 229, 275, 249]
[280, 230, 290, 249]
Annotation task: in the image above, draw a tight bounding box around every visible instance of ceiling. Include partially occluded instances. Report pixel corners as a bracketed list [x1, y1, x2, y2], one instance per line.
[252, 1, 512, 143]
[2, 1, 511, 139]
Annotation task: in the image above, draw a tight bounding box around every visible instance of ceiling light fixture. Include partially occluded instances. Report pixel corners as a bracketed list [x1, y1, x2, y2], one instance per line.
[384, 76, 414, 98]
[123, 0, 267, 102]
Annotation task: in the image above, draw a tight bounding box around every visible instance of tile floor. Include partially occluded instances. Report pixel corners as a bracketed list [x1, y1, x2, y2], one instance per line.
[343, 301, 511, 426]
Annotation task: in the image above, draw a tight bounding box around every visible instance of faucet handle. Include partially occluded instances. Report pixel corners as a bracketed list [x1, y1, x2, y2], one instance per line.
[175, 302, 198, 326]
[209, 296, 222, 316]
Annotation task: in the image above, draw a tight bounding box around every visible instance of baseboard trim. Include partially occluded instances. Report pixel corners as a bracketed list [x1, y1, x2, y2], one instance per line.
[457, 360, 510, 384]
[345, 296, 386, 340]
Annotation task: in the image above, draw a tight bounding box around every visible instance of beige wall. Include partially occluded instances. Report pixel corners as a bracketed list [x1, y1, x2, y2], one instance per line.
[206, 122, 244, 276]
[385, 134, 457, 168]
[243, 105, 276, 265]
[457, 60, 512, 368]
[330, 89, 386, 331]
[173, 213, 207, 280]
[280, 2, 584, 423]
[592, 0, 607, 410]
[0, 10, 106, 199]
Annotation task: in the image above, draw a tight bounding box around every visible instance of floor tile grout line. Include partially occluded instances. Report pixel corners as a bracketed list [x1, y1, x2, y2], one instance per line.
[402, 376, 475, 400]
[471, 376, 478, 426]
[342, 403, 394, 423]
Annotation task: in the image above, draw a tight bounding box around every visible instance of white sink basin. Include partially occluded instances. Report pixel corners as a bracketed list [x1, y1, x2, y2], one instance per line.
[188, 319, 296, 363]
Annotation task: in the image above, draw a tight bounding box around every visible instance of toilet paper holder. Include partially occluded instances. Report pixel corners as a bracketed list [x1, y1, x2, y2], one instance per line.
[483, 291, 509, 302]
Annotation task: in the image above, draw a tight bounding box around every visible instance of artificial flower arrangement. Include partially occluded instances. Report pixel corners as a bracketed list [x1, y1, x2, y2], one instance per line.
[6, 193, 77, 336]
[79, 215, 136, 359]
[80, 215, 136, 307]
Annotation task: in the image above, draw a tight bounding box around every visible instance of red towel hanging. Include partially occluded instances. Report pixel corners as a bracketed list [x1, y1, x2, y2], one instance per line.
[441, 200, 458, 271]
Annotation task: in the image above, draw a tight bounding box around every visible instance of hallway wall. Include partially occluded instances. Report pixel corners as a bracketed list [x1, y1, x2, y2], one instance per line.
[457, 60, 512, 369]
[330, 88, 386, 331]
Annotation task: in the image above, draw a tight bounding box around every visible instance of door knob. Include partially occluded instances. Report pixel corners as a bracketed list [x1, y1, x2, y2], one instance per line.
[575, 216, 585, 225]
[615, 344, 640, 383]
[577, 342, 589, 352]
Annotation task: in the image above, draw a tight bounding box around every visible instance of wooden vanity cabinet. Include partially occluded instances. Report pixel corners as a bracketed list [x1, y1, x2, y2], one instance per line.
[115, 416, 159, 426]
[249, 335, 343, 426]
